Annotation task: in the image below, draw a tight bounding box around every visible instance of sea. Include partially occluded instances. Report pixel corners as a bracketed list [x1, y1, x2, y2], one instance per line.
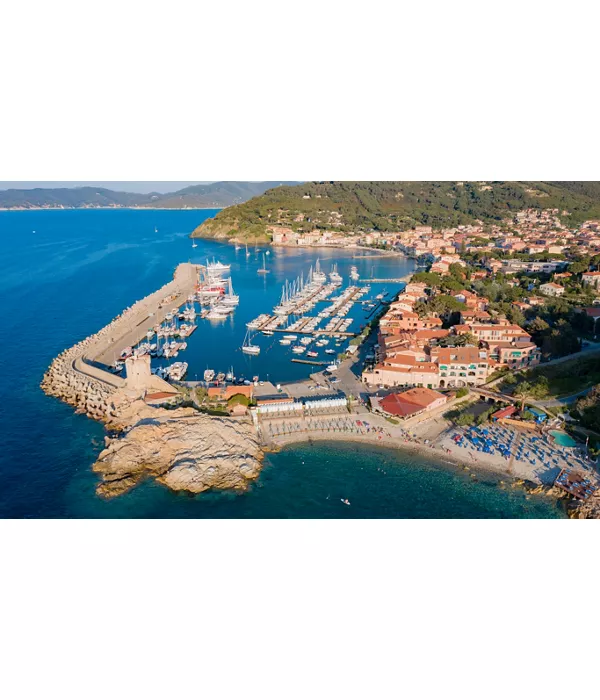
[0, 209, 564, 518]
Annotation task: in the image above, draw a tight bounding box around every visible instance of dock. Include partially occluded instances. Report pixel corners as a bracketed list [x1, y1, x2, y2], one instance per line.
[271, 328, 355, 338]
[291, 359, 330, 366]
[360, 278, 409, 284]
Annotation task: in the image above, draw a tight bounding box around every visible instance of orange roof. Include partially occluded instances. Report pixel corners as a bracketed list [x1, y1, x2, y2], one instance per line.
[379, 388, 446, 417]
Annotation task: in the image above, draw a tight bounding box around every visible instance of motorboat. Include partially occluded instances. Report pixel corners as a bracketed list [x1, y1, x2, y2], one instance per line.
[207, 259, 231, 274]
[279, 339, 292, 346]
[204, 369, 216, 383]
[292, 345, 306, 354]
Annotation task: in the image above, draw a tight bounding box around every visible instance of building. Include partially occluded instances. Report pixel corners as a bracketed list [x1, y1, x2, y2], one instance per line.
[539, 282, 565, 297]
[582, 271, 600, 289]
[430, 347, 493, 388]
[485, 341, 541, 370]
[376, 387, 447, 419]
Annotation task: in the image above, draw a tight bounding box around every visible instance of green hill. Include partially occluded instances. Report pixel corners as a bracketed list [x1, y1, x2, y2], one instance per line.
[0, 181, 299, 210]
[192, 181, 600, 242]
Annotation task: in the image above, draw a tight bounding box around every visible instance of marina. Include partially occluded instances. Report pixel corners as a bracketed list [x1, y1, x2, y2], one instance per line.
[5, 208, 568, 521]
[47, 226, 414, 392]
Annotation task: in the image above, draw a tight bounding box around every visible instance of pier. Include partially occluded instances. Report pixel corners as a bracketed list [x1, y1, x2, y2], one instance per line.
[291, 359, 331, 367]
[360, 277, 410, 284]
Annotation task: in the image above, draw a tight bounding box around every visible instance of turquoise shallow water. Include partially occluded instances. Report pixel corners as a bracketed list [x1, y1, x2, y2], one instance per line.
[0, 209, 564, 518]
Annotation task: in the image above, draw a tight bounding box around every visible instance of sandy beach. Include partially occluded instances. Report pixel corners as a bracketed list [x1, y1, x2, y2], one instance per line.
[260, 408, 588, 489]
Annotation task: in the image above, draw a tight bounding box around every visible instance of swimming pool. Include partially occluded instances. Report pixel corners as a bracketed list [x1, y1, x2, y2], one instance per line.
[549, 431, 578, 448]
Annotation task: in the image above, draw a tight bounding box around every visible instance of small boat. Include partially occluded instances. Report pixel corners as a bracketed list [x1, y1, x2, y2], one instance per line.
[326, 364, 339, 372]
[242, 330, 261, 355]
[262, 330, 274, 336]
[350, 266, 360, 282]
[192, 241, 198, 249]
[283, 335, 298, 341]
[292, 345, 306, 354]
[257, 253, 270, 275]
[245, 244, 251, 258]
[307, 351, 319, 359]
[325, 349, 336, 355]
[341, 499, 351, 506]
[226, 367, 234, 382]
[279, 339, 291, 346]
[204, 369, 215, 383]
[330, 264, 343, 285]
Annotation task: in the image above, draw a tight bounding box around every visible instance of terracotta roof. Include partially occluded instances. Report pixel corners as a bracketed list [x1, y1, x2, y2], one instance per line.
[379, 388, 446, 417]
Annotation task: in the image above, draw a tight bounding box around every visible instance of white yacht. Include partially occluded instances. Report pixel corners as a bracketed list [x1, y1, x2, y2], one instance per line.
[313, 259, 327, 284]
[242, 330, 261, 355]
[330, 264, 343, 285]
[221, 279, 240, 307]
[207, 259, 231, 274]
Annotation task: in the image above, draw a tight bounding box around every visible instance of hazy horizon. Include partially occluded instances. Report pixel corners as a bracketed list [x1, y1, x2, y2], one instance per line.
[0, 182, 215, 194]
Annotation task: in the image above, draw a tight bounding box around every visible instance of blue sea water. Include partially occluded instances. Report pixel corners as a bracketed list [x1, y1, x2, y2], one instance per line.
[0, 209, 563, 518]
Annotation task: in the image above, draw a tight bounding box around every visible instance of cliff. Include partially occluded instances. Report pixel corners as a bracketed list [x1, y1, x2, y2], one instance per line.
[94, 401, 263, 498]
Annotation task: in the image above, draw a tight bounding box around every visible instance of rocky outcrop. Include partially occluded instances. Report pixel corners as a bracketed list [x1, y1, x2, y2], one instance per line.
[93, 403, 263, 498]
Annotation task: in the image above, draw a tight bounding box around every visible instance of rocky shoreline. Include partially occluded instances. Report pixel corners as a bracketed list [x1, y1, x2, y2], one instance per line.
[40, 265, 266, 500]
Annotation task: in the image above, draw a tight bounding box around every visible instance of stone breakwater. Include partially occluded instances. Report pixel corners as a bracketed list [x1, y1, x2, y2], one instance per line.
[40, 263, 198, 422]
[40, 262, 265, 499]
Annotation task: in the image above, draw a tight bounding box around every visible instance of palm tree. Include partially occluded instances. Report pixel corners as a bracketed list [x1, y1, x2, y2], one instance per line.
[513, 381, 533, 412]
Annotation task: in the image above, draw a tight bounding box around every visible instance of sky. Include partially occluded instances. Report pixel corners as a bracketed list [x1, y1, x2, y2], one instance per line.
[0, 182, 214, 194]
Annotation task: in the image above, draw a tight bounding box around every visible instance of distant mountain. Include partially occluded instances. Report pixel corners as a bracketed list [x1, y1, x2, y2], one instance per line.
[192, 180, 600, 242]
[0, 182, 300, 210]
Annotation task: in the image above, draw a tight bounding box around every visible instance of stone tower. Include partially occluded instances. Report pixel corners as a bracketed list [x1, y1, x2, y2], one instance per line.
[125, 355, 152, 393]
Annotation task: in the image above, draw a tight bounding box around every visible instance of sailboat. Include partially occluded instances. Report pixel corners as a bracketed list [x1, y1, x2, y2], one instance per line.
[222, 278, 240, 306]
[242, 330, 261, 355]
[245, 243, 251, 258]
[155, 227, 159, 233]
[257, 253, 270, 275]
[192, 240, 198, 249]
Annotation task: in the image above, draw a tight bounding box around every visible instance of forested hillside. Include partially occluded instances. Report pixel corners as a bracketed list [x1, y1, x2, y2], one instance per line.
[192, 181, 600, 241]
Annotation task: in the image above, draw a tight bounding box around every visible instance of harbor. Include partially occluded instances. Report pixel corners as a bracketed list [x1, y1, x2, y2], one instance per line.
[95, 252, 407, 390]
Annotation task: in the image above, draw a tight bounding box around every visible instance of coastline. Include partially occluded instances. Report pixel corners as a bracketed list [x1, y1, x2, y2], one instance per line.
[263, 431, 571, 512]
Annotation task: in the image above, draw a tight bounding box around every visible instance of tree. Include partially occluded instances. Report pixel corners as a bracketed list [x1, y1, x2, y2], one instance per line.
[227, 393, 250, 408]
[513, 381, 533, 411]
[455, 412, 475, 427]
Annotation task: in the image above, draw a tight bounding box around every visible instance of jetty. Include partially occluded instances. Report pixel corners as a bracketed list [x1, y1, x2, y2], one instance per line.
[41, 263, 200, 421]
[291, 359, 330, 367]
[360, 277, 409, 284]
